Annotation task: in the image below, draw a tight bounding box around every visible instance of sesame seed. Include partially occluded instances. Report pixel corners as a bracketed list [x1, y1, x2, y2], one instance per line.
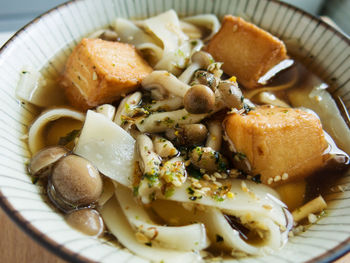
[263, 204, 272, 210]
[282, 173, 289, 180]
[274, 175, 281, 182]
[308, 213, 317, 224]
[203, 174, 211, 181]
[267, 178, 273, 185]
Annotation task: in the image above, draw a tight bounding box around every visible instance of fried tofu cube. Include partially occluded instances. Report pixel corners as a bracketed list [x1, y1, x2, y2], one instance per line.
[61, 38, 152, 110]
[224, 106, 328, 186]
[206, 16, 287, 89]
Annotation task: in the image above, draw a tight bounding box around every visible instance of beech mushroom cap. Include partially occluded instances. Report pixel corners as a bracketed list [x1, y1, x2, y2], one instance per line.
[28, 146, 69, 177]
[184, 84, 216, 114]
[49, 155, 103, 210]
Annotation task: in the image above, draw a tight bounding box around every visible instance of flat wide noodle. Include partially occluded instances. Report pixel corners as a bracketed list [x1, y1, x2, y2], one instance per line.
[74, 110, 135, 187]
[100, 197, 203, 263]
[152, 200, 283, 255]
[28, 107, 85, 154]
[115, 185, 210, 251]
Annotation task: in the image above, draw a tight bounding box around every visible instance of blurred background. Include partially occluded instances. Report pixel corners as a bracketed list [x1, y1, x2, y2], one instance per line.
[0, 0, 349, 46]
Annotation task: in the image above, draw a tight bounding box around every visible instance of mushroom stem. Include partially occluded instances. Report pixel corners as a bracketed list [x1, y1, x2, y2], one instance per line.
[178, 51, 214, 84]
[96, 104, 116, 120]
[136, 134, 162, 185]
[142, 71, 191, 99]
[206, 120, 222, 152]
[114, 92, 142, 126]
[152, 135, 179, 158]
[160, 156, 187, 187]
[136, 109, 208, 133]
[147, 96, 183, 112]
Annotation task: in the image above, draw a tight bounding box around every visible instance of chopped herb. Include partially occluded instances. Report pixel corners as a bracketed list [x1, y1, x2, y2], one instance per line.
[149, 191, 156, 202]
[233, 152, 246, 162]
[283, 110, 289, 113]
[190, 40, 198, 46]
[240, 96, 244, 102]
[187, 165, 203, 180]
[189, 196, 198, 201]
[243, 103, 252, 113]
[216, 234, 224, 242]
[213, 195, 224, 202]
[31, 176, 39, 184]
[187, 187, 195, 195]
[58, 129, 80, 146]
[143, 173, 159, 184]
[145, 242, 152, 247]
[133, 186, 139, 196]
[252, 174, 261, 184]
[21, 71, 28, 74]
[164, 187, 175, 198]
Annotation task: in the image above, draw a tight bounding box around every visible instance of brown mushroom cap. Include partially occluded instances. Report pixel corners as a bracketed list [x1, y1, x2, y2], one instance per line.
[183, 124, 208, 145]
[218, 81, 244, 109]
[192, 70, 217, 89]
[184, 84, 216, 114]
[66, 208, 104, 236]
[51, 155, 103, 208]
[29, 146, 69, 177]
[191, 51, 214, 69]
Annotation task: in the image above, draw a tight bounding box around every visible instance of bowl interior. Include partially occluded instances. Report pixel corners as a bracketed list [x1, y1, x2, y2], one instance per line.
[0, 0, 349, 262]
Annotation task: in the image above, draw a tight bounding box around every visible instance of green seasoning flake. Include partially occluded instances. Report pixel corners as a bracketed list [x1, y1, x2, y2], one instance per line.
[31, 176, 39, 184]
[58, 129, 80, 146]
[133, 186, 139, 196]
[187, 165, 203, 180]
[144, 173, 159, 184]
[213, 195, 224, 202]
[164, 187, 175, 198]
[233, 152, 246, 162]
[243, 103, 253, 113]
[187, 187, 195, 195]
[216, 234, 224, 242]
[252, 174, 262, 184]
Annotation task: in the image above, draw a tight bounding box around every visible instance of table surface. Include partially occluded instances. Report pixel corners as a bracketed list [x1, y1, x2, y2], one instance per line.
[1, 29, 350, 263]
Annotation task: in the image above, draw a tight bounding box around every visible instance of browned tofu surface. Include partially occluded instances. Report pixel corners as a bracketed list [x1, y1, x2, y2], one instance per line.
[224, 106, 328, 186]
[206, 16, 287, 89]
[61, 38, 152, 110]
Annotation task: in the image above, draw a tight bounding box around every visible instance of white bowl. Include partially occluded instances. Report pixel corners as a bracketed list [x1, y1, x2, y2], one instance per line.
[0, 0, 349, 262]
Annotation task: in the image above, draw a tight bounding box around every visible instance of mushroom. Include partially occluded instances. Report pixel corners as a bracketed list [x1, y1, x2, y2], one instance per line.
[114, 91, 142, 127]
[217, 81, 244, 109]
[165, 124, 208, 146]
[136, 134, 162, 203]
[152, 135, 179, 158]
[142, 71, 191, 100]
[147, 96, 183, 112]
[184, 84, 216, 114]
[48, 155, 103, 212]
[206, 120, 222, 152]
[160, 156, 187, 187]
[96, 104, 116, 120]
[28, 146, 69, 177]
[66, 208, 105, 236]
[178, 51, 214, 84]
[136, 108, 209, 133]
[189, 147, 228, 173]
[191, 70, 218, 89]
[136, 134, 162, 185]
[182, 124, 208, 145]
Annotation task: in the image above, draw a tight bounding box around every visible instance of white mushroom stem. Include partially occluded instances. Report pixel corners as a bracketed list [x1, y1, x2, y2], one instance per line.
[160, 156, 187, 187]
[152, 135, 178, 158]
[142, 70, 190, 99]
[96, 104, 116, 120]
[136, 134, 162, 183]
[136, 109, 208, 133]
[292, 195, 327, 222]
[114, 92, 142, 126]
[28, 108, 85, 154]
[178, 51, 214, 84]
[147, 96, 183, 112]
[206, 120, 222, 152]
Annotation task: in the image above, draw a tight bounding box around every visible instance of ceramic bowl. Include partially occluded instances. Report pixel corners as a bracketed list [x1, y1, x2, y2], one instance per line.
[0, 0, 349, 262]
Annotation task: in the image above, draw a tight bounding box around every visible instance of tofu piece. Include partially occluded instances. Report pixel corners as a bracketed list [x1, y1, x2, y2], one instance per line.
[224, 106, 328, 186]
[206, 16, 287, 89]
[61, 38, 152, 110]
